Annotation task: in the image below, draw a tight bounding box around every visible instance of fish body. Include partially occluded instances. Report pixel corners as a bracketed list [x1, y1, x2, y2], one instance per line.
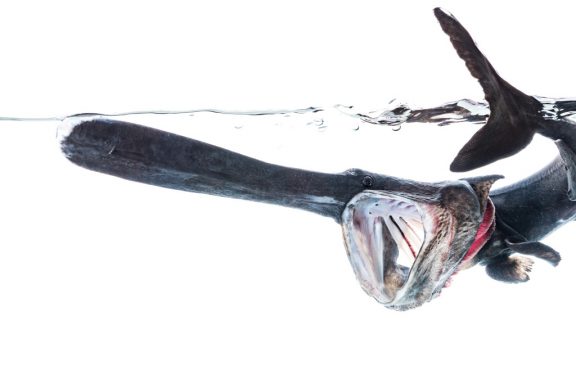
[60, 117, 497, 310]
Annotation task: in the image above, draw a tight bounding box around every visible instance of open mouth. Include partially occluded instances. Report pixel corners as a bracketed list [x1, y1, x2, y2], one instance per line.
[341, 182, 495, 309]
[342, 191, 437, 304]
[345, 193, 428, 278]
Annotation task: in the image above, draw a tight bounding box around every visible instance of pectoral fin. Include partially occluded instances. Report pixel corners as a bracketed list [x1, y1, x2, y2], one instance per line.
[485, 255, 534, 283]
[505, 239, 561, 266]
[484, 234, 561, 283]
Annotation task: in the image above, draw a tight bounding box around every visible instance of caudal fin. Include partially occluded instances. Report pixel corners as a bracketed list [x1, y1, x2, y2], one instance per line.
[433, 8, 544, 172]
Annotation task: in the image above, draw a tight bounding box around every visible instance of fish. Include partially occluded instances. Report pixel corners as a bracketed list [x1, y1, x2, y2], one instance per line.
[59, 116, 500, 311]
[57, 8, 576, 310]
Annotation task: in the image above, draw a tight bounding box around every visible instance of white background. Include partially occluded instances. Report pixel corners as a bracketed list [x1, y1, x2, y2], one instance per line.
[1, 1, 575, 383]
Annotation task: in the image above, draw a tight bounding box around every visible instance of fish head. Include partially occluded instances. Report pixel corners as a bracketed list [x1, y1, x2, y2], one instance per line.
[341, 174, 500, 310]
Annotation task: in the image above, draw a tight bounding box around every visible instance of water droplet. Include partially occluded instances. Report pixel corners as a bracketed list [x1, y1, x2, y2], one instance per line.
[392, 125, 402, 132]
[308, 118, 327, 131]
[352, 125, 360, 131]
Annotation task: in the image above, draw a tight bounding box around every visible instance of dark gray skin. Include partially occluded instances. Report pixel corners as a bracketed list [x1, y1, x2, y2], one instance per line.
[59, 117, 367, 221]
[58, 9, 576, 308]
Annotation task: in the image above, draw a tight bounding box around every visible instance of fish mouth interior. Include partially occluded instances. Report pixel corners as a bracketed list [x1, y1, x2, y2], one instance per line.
[365, 197, 426, 270]
[343, 185, 496, 309]
[342, 191, 436, 304]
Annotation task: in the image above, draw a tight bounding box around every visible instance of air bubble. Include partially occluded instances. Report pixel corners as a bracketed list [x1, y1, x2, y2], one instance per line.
[308, 118, 327, 131]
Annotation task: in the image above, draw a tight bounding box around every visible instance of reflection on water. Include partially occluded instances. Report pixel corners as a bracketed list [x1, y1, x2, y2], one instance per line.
[0, 97, 491, 128]
[0, 97, 566, 184]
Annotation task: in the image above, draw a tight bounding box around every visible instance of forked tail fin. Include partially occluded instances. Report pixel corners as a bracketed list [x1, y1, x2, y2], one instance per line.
[434, 8, 544, 172]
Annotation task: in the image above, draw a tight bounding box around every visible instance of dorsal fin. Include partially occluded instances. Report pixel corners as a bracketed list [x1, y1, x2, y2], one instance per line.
[433, 8, 544, 172]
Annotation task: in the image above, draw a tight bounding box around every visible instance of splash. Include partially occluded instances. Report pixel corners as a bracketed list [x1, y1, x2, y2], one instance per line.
[0, 99, 492, 132]
[7, 97, 576, 137]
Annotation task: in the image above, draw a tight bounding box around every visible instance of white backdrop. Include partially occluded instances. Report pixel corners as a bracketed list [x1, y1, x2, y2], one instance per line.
[1, 1, 575, 383]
